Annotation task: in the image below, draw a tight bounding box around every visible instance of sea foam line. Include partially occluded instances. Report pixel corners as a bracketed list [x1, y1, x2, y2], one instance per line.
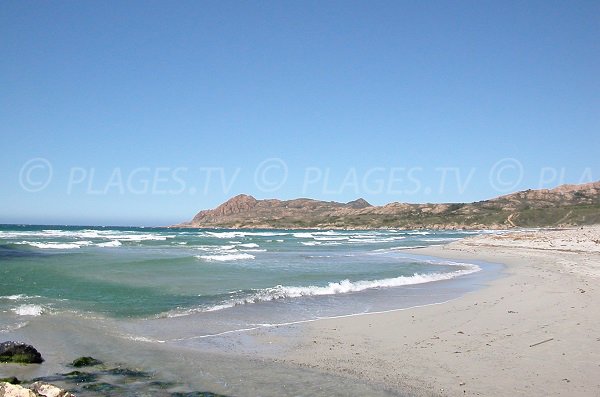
[167, 299, 454, 342]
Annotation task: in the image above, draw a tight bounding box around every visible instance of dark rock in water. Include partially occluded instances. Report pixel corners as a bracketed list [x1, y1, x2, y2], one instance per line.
[148, 380, 177, 389]
[0, 376, 20, 384]
[0, 341, 43, 364]
[62, 370, 98, 383]
[105, 367, 150, 378]
[71, 356, 102, 367]
[82, 382, 123, 394]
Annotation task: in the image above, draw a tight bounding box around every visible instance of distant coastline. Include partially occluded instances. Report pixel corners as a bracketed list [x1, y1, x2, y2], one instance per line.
[175, 181, 600, 230]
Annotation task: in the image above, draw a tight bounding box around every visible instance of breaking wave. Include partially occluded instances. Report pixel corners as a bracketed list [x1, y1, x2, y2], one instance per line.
[167, 261, 480, 316]
[12, 304, 45, 316]
[196, 253, 256, 262]
[18, 241, 91, 249]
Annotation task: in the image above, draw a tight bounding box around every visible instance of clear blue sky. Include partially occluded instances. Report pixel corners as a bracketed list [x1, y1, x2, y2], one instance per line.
[1, 1, 598, 226]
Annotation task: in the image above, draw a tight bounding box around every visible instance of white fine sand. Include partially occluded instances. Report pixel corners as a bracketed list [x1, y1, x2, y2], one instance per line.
[267, 226, 600, 396]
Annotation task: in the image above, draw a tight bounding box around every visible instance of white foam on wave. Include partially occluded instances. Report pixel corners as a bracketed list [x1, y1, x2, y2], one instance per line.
[174, 261, 481, 314]
[206, 231, 288, 239]
[12, 304, 45, 316]
[20, 241, 92, 249]
[349, 236, 407, 243]
[292, 232, 315, 238]
[238, 243, 260, 248]
[373, 245, 428, 252]
[1, 229, 174, 242]
[1, 294, 41, 301]
[259, 266, 479, 300]
[100, 233, 174, 242]
[196, 253, 256, 262]
[96, 240, 122, 247]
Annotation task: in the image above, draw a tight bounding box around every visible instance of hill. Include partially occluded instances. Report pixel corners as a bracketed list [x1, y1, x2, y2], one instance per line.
[174, 181, 600, 229]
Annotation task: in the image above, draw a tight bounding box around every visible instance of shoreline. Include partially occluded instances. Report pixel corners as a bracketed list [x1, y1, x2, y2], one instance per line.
[262, 226, 600, 396]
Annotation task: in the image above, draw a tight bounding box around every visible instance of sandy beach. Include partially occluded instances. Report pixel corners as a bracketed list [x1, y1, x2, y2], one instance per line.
[270, 227, 600, 396]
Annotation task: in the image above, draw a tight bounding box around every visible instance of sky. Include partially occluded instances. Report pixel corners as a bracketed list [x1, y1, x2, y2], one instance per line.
[1, 1, 599, 226]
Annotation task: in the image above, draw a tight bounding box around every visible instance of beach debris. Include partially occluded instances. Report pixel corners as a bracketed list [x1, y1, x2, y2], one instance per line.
[578, 288, 586, 293]
[459, 382, 466, 386]
[30, 382, 76, 397]
[457, 331, 464, 334]
[507, 310, 518, 314]
[562, 378, 571, 383]
[0, 341, 44, 364]
[70, 356, 102, 368]
[529, 337, 554, 348]
[0, 382, 36, 397]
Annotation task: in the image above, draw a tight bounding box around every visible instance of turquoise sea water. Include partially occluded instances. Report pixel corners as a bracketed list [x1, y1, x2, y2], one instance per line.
[0, 225, 499, 396]
[0, 225, 483, 322]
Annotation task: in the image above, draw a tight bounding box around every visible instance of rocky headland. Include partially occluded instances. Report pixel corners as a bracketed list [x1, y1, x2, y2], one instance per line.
[174, 181, 600, 229]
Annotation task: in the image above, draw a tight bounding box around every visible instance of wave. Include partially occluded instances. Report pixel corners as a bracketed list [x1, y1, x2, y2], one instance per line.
[373, 245, 427, 252]
[300, 241, 342, 246]
[0, 229, 174, 242]
[348, 236, 406, 244]
[0, 294, 41, 301]
[292, 232, 315, 238]
[105, 233, 174, 242]
[167, 261, 481, 316]
[12, 304, 45, 316]
[238, 243, 260, 248]
[96, 240, 122, 247]
[18, 241, 92, 249]
[205, 231, 288, 239]
[253, 267, 479, 300]
[0, 321, 29, 333]
[196, 253, 256, 262]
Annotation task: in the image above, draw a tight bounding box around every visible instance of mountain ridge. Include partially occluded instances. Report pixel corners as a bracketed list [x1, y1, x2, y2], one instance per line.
[174, 181, 600, 229]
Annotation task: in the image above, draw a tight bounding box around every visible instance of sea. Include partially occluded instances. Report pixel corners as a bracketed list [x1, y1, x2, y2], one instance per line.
[0, 225, 502, 396]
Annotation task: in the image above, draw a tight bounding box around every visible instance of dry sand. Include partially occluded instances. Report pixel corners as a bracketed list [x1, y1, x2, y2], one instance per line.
[274, 226, 600, 396]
